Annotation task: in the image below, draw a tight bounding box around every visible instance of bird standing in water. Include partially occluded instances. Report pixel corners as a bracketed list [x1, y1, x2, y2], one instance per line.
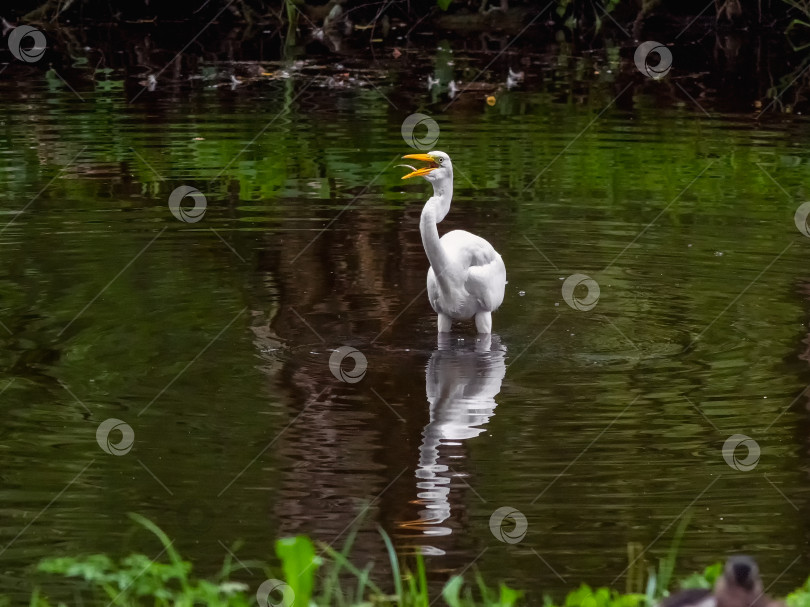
[400, 151, 506, 334]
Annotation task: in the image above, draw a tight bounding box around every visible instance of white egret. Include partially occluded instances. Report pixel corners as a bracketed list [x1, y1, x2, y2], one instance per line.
[400, 151, 506, 334]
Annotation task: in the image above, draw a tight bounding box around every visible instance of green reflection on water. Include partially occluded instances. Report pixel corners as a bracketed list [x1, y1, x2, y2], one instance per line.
[1, 60, 810, 603]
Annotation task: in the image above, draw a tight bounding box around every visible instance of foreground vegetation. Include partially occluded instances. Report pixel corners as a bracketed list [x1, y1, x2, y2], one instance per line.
[11, 514, 810, 607]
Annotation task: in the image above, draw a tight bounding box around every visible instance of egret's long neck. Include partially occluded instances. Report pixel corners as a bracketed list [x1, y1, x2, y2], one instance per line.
[431, 176, 453, 222]
[420, 175, 453, 279]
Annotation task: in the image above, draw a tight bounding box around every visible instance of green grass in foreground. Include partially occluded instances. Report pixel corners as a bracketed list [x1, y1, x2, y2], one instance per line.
[15, 514, 810, 607]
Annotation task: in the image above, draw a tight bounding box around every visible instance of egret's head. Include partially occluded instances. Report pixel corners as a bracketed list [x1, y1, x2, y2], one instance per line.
[400, 151, 452, 183]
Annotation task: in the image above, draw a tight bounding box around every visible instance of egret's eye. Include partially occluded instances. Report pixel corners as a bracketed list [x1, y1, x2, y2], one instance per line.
[438, 158, 443, 163]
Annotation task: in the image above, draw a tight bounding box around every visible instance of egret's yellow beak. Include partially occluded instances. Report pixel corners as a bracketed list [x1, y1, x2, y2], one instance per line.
[400, 153, 438, 179]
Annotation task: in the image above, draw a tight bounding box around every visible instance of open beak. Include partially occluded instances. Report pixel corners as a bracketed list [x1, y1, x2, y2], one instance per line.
[400, 153, 437, 179]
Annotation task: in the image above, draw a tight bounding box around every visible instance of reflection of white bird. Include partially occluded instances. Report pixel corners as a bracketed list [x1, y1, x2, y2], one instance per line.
[402, 334, 506, 542]
[401, 151, 506, 333]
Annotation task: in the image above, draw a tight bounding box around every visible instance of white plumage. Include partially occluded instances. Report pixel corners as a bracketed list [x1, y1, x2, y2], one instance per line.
[401, 151, 506, 334]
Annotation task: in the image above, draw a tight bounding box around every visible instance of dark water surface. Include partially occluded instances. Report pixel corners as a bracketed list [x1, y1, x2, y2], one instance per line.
[3, 48, 810, 603]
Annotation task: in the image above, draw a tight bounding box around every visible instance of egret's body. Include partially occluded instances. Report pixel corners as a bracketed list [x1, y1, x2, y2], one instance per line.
[402, 151, 506, 334]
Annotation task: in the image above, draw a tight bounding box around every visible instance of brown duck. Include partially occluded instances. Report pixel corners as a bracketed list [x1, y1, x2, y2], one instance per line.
[660, 556, 785, 607]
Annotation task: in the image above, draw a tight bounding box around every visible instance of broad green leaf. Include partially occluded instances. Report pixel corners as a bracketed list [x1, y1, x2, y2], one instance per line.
[276, 535, 320, 607]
